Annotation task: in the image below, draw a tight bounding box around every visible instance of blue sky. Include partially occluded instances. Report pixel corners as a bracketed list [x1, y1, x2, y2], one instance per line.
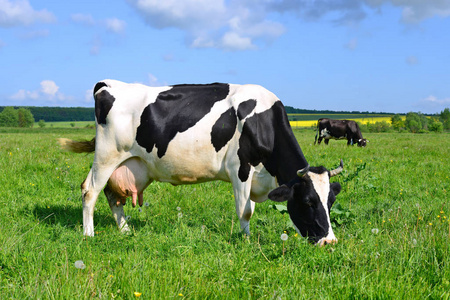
[1, 0, 449, 114]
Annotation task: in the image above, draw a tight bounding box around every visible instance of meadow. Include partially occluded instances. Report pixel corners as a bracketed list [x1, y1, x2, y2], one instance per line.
[0, 126, 449, 299]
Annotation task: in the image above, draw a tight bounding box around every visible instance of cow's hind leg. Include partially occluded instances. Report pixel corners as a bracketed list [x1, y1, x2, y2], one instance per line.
[82, 162, 125, 236]
[104, 186, 131, 233]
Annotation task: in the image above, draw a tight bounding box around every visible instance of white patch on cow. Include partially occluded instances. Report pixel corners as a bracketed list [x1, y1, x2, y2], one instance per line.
[320, 128, 330, 138]
[320, 128, 345, 140]
[307, 171, 337, 244]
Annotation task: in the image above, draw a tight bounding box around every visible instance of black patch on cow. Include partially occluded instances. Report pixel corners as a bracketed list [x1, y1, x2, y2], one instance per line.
[136, 83, 230, 157]
[237, 101, 308, 184]
[237, 99, 256, 120]
[93, 81, 108, 96]
[211, 107, 237, 152]
[95, 89, 115, 125]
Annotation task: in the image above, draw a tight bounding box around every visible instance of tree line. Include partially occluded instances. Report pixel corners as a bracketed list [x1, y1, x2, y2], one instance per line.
[359, 109, 450, 133]
[284, 106, 393, 115]
[0, 106, 95, 123]
[1, 106, 449, 131]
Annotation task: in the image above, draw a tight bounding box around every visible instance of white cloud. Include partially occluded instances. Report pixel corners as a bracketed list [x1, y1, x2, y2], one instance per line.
[10, 80, 73, 104]
[422, 95, 450, 105]
[70, 13, 126, 54]
[221, 32, 256, 51]
[11, 89, 38, 100]
[271, 0, 450, 24]
[127, 0, 284, 50]
[414, 95, 450, 113]
[392, 0, 450, 23]
[40, 80, 59, 96]
[104, 18, 126, 34]
[127, 0, 450, 51]
[129, 0, 226, 30]
[0, 0, 55, 27]
[71, 13, 126, 35]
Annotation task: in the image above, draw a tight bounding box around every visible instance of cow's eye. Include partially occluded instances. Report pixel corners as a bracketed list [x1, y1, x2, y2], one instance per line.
[302, 197, 314, 207]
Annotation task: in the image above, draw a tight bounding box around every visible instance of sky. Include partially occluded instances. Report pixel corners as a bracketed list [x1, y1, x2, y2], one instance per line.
[1, 0, 449, 114]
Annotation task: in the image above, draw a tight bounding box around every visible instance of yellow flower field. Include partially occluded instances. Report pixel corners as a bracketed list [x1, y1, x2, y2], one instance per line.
[289, 116, 403, 127]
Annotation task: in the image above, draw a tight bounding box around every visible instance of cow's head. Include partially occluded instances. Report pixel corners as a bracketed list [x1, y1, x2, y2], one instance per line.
[268, 160, 343, 246]
[357, 138, 368, 147]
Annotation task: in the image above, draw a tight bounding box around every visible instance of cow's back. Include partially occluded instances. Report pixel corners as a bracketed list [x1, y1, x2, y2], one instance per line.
[93, 81, 282, 185]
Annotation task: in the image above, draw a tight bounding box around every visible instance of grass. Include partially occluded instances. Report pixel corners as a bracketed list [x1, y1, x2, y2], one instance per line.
[0, 127, 449, 299]
[35, 121, 95, 128]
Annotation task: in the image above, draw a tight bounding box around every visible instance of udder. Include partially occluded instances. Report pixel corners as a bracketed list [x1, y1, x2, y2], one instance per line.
[107, 157, 151, 207]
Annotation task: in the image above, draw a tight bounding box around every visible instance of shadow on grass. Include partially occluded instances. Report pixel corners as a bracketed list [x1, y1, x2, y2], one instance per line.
[30, 204, 145, 233]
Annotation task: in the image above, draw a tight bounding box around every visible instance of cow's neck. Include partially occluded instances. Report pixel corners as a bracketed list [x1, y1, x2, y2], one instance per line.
[263, 102, 309, 185]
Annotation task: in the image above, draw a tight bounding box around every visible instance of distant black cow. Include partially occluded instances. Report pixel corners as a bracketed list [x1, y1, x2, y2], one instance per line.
[315, 118, 367, 147]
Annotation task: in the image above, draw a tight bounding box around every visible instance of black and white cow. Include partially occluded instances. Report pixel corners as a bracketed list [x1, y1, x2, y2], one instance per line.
[315, 118, 367, 147]
[60, 80, 344, 245]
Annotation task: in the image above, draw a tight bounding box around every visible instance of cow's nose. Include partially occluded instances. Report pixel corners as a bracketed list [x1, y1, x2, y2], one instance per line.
[318, 238, 338, 246]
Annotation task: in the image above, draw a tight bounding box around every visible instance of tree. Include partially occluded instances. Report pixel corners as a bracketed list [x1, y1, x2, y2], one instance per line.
[0, 107, 19, 127]
[38, 119, 46, 128]
[0, 107, 35, 127]
[18, 108, 35, 128]
[405, 112, 428, 133]
[428, 119, 443, 133]
[390, 114, 404, 131]
[440, 108, 450, 130]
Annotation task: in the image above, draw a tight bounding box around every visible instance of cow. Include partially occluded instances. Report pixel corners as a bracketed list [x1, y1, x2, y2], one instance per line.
[60, 80, 344, 245]
[315, 118, 367, 147]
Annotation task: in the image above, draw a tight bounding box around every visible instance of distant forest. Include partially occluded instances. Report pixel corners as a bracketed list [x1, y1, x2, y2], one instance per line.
[283, 106, 392, 115]
[0, 107, 95, 122]
[0, 106, 393, 122]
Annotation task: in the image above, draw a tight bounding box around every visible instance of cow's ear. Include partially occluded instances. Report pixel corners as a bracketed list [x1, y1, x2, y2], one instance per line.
[330, 182, 341, 196]
[268, 185, 292, 202]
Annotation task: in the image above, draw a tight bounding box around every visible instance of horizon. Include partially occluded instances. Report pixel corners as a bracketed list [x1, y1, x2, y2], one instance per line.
[1, 1, 449, 114]
[1, 105, 442, 116]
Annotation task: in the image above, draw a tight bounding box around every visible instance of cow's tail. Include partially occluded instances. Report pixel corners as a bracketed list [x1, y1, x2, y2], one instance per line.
[58, 137, 96, 153]
[314, 121, 319, 145]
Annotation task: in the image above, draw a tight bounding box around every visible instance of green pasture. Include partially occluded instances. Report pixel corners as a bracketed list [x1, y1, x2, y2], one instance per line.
[35, 121, 95, 128]
[0, 127, 449, 299]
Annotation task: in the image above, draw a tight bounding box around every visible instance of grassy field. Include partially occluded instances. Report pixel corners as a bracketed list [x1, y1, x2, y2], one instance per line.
[0, 127, 449, 299]
[35, 121, 95, 128]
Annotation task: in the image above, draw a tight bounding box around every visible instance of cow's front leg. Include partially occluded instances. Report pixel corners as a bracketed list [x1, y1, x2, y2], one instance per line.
[104, 186, 131, 233]
[232, 178, 255, 236]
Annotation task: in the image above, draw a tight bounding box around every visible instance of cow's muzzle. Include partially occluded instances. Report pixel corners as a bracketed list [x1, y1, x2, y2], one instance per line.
[318, 238, 338, 247]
